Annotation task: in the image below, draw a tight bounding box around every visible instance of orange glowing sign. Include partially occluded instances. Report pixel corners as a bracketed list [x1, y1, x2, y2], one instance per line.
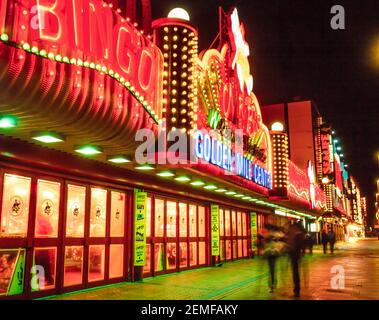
[1, 0, 163, 119]
[230, 8, 253, 94]
[195, 8, 272, 174]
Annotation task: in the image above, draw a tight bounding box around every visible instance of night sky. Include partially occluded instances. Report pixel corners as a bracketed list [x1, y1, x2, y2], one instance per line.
[151, 0, 379, 224]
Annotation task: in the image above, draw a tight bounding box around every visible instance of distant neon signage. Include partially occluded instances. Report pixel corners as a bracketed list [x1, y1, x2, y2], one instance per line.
[0, 0, 162, 117]
[194, 130, 272, 189]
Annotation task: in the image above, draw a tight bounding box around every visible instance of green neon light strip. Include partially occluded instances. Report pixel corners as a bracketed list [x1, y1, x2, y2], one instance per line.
[0, 34, 160, 125]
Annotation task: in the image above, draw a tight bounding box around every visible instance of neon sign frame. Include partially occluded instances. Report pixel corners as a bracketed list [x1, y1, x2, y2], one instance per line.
[0, 0, 163, 122]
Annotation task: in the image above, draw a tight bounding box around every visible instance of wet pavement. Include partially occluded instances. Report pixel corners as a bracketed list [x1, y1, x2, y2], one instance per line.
[46, 238, 379, 300]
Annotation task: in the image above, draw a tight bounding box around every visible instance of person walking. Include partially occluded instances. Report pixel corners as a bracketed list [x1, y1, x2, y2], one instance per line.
[321, 228, 329, 254]
[286, 222, 305, 298]
[262, 224, 286, 293]
[328, 227, 336, 254]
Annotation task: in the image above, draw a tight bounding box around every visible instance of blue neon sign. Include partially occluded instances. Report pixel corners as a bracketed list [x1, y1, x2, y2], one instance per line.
[194, 130, 272, 189]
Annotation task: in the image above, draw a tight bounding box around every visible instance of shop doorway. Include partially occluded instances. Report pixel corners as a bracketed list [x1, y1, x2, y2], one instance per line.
[144, 195, 209, 277]
[0, 168, 131, 298]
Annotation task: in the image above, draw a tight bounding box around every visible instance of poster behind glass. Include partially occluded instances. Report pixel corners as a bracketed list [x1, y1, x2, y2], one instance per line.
[35, 180, 60, 238]
[66, 185, 86, 238]
[1, 174, 31, 238]
[110, 191, 125, 237]
[0, 249, 25, 296]
[90, 188, 107, 237]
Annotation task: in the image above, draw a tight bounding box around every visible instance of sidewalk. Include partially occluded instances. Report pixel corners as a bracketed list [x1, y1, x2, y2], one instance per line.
[46, 239, 379, 300]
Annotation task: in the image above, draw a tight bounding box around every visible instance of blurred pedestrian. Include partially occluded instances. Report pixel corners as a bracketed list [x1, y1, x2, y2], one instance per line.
[262, 224, 286, 293]
[286, 222, 305, 298]
[305, 232, 315, 254]
[321, 228, 329, 254]
[328, 227, 336, 254]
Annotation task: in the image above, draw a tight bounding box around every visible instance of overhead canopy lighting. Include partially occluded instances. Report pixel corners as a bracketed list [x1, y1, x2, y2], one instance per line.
[135, 164, 155, 171]
[107, 155, 131, 164]
[168, 8, 190, 21]
[32, 131, 65, 144]
[75, 145, 102, 155]
[233, 194, 244, 198]
[215, 189, 227, 193]
[190, 180, 205, 186]
[0, 115, 18, 128]
[204, 184, 217, 190]
[225, 191, 236, 195]
[157, 171, 175, 177]
[175, 176, 191, 182]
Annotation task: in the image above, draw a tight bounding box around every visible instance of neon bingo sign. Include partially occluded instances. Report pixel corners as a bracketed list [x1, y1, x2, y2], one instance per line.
[0, 0, 163, 118]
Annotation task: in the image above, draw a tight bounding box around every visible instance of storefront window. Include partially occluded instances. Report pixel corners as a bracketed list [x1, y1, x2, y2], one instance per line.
[179, 242, 187, 268]
[220, 241, 225, 261]
[238, 240, 243, 258]
[232, 211, 237, 236]
[146, 197, 152, 238]
[0, 249, 26, 296]
[88, 245, 105, 282]
[199, 242, 206, 265]
[32, 247, 57, 291]
[35, 180, 60, 238]
[154, 199, 164, 237]
[243, 239, 248, 257]
[219, 209, 224, 236]
[179, 203, 187, 237]
[242, 213, 247, 236]
[198, 206, 205, 237]
[64, 246, 83, 287]
[189, 205, 197, 237]
[225, 210, 230, 236]
[66, 185, 86, 238]
[166, 243, 177, 270]
[154, 243, 164, 272]
[109, 244, 123, 279]
[225, 240, 232, 260]
[237, 212, 242, 237]
[189, 242, 197, 266]
[110, 191, 125, 237]
[144, 244, 151, 274]
[233, 240, 237, 259]
[166, 201, 177, 238]
[90, 188, 107, 237]
[1, 174, 31, 238]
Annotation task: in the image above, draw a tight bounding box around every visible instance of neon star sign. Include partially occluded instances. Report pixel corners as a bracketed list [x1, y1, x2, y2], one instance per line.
[230, 8, 254, 94]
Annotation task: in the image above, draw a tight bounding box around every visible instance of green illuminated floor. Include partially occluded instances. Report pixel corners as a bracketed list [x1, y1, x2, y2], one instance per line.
[45, 240, 379, 300]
